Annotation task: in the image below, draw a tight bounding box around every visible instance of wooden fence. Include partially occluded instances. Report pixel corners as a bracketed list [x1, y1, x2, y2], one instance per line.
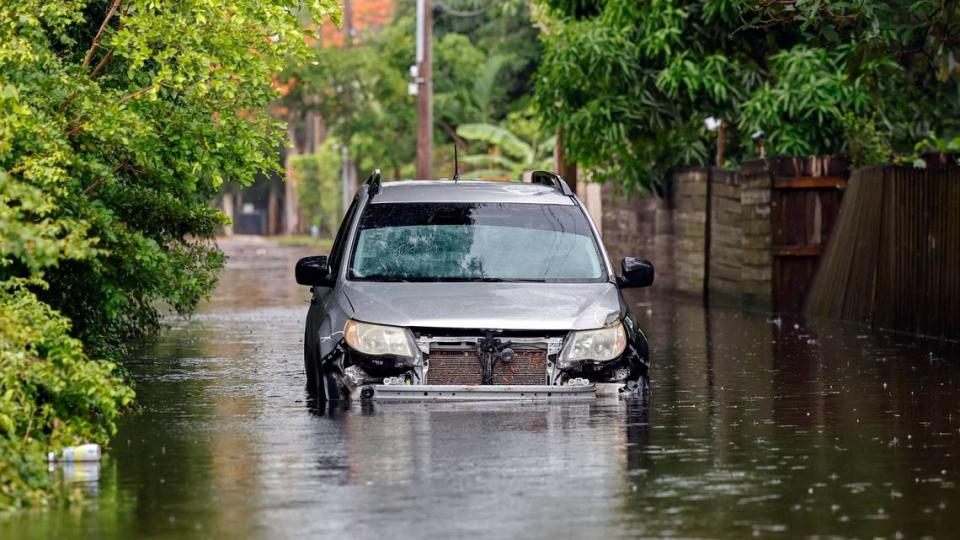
[806, 165, 960, 338]
[600, 156, 850, 311]
[768, 156, 848, 312]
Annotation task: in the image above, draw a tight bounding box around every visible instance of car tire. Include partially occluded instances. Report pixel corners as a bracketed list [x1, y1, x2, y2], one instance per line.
[314, 361, 344, 402]
[634, 373, 650, 401]
[305, 344, 318, 395]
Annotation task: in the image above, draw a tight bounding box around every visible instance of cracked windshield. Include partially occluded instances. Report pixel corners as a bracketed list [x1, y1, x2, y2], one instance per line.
[2, 1, 959, 539]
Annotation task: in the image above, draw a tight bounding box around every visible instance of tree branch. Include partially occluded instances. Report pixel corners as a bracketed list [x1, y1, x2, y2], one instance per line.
[66, 84, 154, 137]
[89, 49, 113, 79]
[117, 84, 154, 105]
[83, 178, 106, 195]
[82, 0, 122, 70]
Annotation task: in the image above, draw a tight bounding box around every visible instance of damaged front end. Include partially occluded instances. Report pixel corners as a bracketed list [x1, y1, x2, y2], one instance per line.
[323, 322, 648, 402]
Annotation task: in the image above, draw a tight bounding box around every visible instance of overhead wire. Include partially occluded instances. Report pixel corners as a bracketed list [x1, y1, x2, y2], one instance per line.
[433, 0, 496, 18]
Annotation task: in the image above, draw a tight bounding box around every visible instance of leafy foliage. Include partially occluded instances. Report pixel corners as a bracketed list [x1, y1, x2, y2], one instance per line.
[290, 139, 343, 235]
[745, 0, 960, 154]
[739, 46, 871, 156]
[285, 16, 416, 178]
[0, 0, 338, 508]
[843, 113, 891, 168]
[534, 0, 777, 192]
[457, 121, 554, 179]
[534, 0, 960, 191]
[283, 0, 543, 180]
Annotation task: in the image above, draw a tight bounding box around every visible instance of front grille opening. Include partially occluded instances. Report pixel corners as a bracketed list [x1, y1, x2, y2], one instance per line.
[427, 349, 547, 385]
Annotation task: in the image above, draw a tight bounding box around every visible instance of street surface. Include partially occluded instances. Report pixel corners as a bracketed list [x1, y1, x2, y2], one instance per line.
[5, 237, 960, 539]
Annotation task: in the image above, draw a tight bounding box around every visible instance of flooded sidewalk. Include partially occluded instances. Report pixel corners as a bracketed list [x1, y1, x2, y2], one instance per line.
[6, 237, 960, 539]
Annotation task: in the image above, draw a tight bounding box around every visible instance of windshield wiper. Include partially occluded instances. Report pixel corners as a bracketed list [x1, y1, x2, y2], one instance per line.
[356, 274, 411, 282]
[355, 275, 548, 283]
[472, 277, 547, 283]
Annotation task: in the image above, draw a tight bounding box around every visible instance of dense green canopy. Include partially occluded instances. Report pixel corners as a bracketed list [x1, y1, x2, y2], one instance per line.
[534, 0, 960, 191]
[0, 0, 338, 508]
[282, 0, 544, 180]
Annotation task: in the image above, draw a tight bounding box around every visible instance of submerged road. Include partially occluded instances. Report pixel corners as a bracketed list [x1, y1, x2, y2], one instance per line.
[6, 237, 960, 539]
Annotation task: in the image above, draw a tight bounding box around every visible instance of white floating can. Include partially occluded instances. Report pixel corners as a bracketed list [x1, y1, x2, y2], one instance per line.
[48, 443, 101, 462]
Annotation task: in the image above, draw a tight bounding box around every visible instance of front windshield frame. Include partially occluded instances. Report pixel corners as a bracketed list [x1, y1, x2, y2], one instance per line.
[346, 201, 609, 283]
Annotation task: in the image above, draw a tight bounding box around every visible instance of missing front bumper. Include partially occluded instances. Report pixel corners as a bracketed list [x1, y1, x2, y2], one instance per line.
[351, 383, 600, 402]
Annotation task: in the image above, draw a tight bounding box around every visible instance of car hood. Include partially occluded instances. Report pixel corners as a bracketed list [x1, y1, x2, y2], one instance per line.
[342, 281, 622, 331]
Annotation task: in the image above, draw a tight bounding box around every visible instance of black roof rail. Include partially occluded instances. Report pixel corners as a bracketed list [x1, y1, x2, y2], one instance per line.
[365, 169, 382, 196]
[530, 170, 573, 196]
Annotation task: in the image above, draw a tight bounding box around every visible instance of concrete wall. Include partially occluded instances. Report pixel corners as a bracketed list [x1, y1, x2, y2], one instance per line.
[708, 169, 743, 300]
[600, 181, 676, 291]
[738, 160, 774, 309]
[598, 164, 776, 308]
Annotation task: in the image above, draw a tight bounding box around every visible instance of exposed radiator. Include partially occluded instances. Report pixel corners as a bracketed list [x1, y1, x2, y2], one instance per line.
[426, 349, 547, 385]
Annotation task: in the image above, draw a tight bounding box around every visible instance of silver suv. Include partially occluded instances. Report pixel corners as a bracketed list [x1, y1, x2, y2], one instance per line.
[295, 171, 654, 402]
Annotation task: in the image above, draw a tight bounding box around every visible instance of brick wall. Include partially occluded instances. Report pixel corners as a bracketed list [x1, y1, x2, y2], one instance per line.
[739, 160, 774, 309]
[708, 169, 743, 300]
[672, 169, 708, 294]
[600, 183, 673, 289]
[599, 165, 775, 307]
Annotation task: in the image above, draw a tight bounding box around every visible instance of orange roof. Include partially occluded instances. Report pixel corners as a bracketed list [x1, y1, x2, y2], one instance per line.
[319, 0, 394, 47]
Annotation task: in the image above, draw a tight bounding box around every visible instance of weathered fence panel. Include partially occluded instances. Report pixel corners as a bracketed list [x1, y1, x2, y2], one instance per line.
[768, 156, 849, 312]
[806, 165, 960, 338]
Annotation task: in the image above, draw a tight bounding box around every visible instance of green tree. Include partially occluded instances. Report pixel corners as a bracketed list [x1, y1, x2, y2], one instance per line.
[535, 0, 960, 190]
[283, 0, 545, 180]
[534, 0, 785, 192]
[738, 45, 872, 156]
[290, 139, 343, 235]
[284, 15, 416, 178]
[0, 0, 339, 508]
[745, 0, 960, 155]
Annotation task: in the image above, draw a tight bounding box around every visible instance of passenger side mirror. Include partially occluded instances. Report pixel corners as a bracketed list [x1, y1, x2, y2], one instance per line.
[296, 256, 332, 287]
[617, 257, 654, 289]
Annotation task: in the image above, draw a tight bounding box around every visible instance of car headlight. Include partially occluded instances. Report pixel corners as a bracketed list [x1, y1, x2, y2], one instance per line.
[559, 322, 627, 364]
[344, 320, 418, 357]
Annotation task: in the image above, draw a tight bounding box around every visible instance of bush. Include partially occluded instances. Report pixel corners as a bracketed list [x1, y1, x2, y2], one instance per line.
[843, 113, 891, 167]
[0, 280, 133, 509]
[0, 0, 339, 509]
[290, 140, 343, 236]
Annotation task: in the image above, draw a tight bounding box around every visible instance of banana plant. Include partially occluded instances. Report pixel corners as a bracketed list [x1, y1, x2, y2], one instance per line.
[456, 123, 555, 180]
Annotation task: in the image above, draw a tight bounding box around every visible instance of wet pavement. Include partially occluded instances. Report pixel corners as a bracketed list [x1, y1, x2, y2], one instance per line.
[5, 237, 960, 539]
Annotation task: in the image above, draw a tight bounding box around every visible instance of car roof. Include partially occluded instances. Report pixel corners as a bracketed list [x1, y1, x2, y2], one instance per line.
[371, 180, 576, 205]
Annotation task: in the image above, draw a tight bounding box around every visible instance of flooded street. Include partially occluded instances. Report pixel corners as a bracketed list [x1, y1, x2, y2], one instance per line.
[6, 238, 960, 539]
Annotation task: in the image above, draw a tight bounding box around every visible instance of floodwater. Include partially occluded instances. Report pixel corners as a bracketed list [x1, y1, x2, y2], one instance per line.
[5, 237, 960, 539]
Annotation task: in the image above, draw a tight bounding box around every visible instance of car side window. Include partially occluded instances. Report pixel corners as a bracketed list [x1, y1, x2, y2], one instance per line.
[327, 195, 360, 277]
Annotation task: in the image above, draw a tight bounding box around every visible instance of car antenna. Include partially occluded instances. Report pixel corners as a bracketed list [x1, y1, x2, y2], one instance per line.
[453, 144, 460, 183]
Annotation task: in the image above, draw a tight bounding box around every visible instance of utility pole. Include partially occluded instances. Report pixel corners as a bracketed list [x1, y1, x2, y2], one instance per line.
[415, 0, 433, 179]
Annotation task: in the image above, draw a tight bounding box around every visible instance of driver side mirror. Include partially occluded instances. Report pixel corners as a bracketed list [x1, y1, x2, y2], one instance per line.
[617, 257, 654, 289]
[296, 255, 333, 287]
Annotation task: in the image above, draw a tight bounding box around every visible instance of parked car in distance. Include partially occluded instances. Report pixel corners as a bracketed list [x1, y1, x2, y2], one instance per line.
[296, 171, 653, 402]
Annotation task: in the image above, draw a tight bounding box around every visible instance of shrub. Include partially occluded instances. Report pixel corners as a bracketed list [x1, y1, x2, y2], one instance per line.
[290, 140, 344, 236]
[0, 0, 339, 508]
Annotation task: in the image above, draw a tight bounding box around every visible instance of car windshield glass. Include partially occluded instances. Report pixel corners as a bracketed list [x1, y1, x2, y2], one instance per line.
[349, 202, 604, 282]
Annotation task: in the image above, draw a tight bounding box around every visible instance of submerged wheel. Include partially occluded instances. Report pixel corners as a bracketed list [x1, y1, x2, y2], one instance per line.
[622, 370, 650, 400]
[305, 345, 318, 394]
[314, 362, 345, 402]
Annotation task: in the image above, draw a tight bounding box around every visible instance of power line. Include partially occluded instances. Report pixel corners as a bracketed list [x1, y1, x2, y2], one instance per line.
[434, 0, 495, 17]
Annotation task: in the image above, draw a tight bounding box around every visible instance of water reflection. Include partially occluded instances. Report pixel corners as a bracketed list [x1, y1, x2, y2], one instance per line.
[4, 238, 959, 539]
